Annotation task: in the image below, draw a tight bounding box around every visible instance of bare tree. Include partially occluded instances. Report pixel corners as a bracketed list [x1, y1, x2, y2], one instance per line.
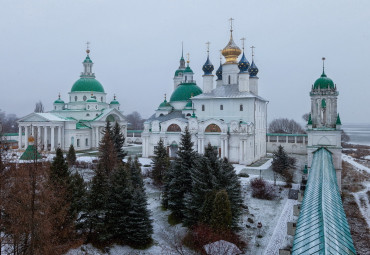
[268, 118, 305, 134]
[126, 111, 145, 130]
[158, 227, 193, 255]
[0, 110, 18, 133]
[34, 101, 44, 113]
[302, 113, 310, 122]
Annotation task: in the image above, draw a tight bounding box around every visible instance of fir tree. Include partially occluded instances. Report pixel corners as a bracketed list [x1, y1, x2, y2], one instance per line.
[50, 148, 70, 187]
[166, 127, 198, 220]
[69, 172, 86, 223]
[66, 144, 77, 167]
[272, 145, 296, 184]
[126, 156, 144, 191]
[211, 190, 232, 230]
[85, 165, 109, 242]
[151, 139, 170, 186]
[98, 122, 118, 177]
[112, 121, 127, 162]
[200, 190, 217, 225]
[105, 164, 132, 242]
[125, 188, 153, 247]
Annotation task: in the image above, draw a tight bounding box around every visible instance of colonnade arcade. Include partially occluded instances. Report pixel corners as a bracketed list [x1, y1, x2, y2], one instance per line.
[18, 123, 63, 152]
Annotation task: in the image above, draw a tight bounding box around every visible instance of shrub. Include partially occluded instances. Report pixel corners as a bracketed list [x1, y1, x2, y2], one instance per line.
[250, 178, 275, 200]
[238, 173, 250, 178]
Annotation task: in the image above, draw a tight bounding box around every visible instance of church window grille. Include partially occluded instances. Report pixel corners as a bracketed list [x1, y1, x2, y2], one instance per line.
[167, 124, 181, 132]
[83, 96, 87, 101]
[205, 124, 221, 133]
[77, 139, 80, 147]
[220, 105, 223, 110]
[75, 96, 77, 102]
[240, 104, 243, 111]
[202, 105, 205, 111]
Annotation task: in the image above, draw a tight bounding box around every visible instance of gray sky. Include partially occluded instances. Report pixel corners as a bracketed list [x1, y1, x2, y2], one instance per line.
[1, 0, 369, 124]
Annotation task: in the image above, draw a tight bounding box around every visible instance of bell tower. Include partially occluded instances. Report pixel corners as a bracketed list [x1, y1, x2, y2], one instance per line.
[306, 58, 343, 189]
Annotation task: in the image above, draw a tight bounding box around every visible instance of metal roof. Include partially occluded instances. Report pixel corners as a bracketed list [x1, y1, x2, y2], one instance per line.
[192, 84, 268, 101]
[292, 148, 356, 255]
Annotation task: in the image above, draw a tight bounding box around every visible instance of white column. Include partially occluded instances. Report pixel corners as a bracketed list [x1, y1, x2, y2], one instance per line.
[57, 126, 62, 148]
[225, 138, 229, 159]
[18, 126, 22, 149]
[95, 127, 99, 148]
[44, 126, 48, 151]
[239, 140, 243, 162]
[244, 140, 248, 162]
[51, 126, 55, 152]
[221, 140, 224, 158]
[25, 126, 29, 148]
[37, 126, 41, 149]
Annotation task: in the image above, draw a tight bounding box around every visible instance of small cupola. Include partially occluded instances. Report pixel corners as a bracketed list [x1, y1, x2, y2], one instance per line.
[109, 94, 120, 110]
[53, 93, 65, 110]
[86, 93, 98, 111]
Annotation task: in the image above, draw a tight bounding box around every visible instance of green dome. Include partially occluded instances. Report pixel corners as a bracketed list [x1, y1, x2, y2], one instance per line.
[170, 82, 202, 102]
[313, 71, 335, 90]
[158, 99, 172, 109]
[87, 97, 97, 102]
[54, 98, 65, 104]
[110, 99, 119, 105]
[71, 78, 105, 93]
[175, 69, 184, 76]
[184, 65, 193, 73]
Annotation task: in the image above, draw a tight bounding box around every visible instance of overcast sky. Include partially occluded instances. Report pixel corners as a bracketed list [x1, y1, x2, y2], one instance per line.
[0, 0, 369, 124]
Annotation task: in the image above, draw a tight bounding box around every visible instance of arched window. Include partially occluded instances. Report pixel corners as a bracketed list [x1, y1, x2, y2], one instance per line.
[87, 105, 90, 109]
[75, 96, 78, 102]
[106, 114, 115, 122]
[186, 113, 191, 117]
[228, 75, 231, 84]
[54, 106, 56, 110]
[220, 105, 223, 110]
[85, 138, 88, 146]
[86, 113, 90, 116]
[101, 96, 103, 102]
[240, 104, 243, 111]
[83, 95, 87, 101]
[202, 105, 205, 111]
[167, 124, 181, 132]
[205, 124, 221, 133]
[95, 105, 98, 109]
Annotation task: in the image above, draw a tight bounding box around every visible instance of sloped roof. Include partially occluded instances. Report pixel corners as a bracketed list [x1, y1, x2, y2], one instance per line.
[20, 145, 42, 161]
[292, 148, 356, 255]
[146, 110, 187, 122]
[192, 84, 267, 102]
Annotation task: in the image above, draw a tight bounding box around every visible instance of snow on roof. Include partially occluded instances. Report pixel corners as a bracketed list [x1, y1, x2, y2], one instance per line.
[192, 84, 268, 102]
[203, 240, 242, 255]
[36, 113, 67, 121]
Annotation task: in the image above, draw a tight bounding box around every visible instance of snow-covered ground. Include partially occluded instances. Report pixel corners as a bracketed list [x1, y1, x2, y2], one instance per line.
[342, 154, 370, 174]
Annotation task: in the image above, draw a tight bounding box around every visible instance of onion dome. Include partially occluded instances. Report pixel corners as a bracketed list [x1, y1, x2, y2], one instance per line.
[238, 52, 250, 73]
[313, 71, 335, 90]
[216, 61, 223, 80]
[222, 32, 241, 64]
[71, 48, 105, 93]
[184, 64, 193, 73]
[158, 99, 172, 109]
[54, 94, 64, 104]
[248, 60, 259, 77]
[170, 82, 202, 102]
[202, 56, 214, 75]
[110, 95, 119, 105]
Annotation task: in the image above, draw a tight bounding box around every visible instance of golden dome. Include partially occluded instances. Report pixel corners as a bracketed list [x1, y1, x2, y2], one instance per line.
[222, 32, 241, 64]
[28, 135, 35, 143]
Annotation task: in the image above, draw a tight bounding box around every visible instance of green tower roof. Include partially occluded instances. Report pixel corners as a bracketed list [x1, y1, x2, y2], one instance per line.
[110, 99, 119, 105]
[313, 71, 335, 90]
[71, 78, 105, 93]
[170, 82, 202, 102]
[184, 65, 193, 73]
[20, 145, 42, 161]
[336, 113, 342, 125]
[158, 99, 172, 109]
[307, 113, 312, 125]
[54, 98, 64, 104]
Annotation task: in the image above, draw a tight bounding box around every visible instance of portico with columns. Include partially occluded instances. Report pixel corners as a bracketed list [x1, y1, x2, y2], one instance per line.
[17, 46, 127, 152]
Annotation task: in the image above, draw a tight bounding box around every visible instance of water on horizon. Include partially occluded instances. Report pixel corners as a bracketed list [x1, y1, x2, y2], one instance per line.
[342, 123, 370, 146]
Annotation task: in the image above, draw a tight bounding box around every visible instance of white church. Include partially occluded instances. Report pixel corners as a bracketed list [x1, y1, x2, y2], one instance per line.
[142, 25, 268, 165]
[17, 48, 127, 152]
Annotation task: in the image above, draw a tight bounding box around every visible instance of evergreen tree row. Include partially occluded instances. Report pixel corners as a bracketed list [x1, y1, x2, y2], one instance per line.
[159, 127, 243, 230]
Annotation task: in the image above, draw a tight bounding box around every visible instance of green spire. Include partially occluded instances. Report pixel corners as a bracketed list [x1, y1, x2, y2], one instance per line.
[308, 113, 312, 125]
[20, 145, 42, 161]
[336, 113, 342, 125]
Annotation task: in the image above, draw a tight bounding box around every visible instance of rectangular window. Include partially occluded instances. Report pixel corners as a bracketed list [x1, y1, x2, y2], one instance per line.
[240, 104, 243, 111]
[202, 105, 205, 111]
[85, 138, 88, 146]
[77, 139, 80, 147]
[220, 105, 223, 110]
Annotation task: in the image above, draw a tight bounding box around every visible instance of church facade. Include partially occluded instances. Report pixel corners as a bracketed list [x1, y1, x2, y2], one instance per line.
[142, 27, 268, 165]
[17, 49, 127, 152]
